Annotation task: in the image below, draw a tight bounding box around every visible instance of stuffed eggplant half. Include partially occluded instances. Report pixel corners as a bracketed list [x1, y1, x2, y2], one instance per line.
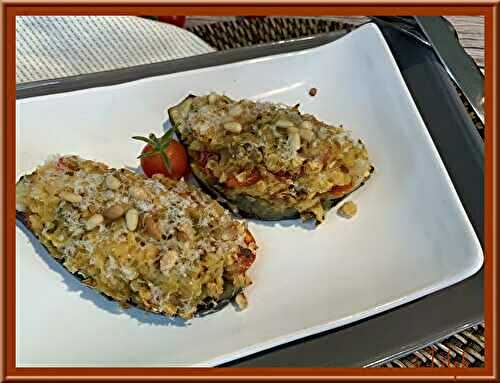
[16, 155, 257, 319]
[169, 94, 374, 223]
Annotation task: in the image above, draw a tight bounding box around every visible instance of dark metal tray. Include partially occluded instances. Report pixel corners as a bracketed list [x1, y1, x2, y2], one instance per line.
[16, 22, 484, 367]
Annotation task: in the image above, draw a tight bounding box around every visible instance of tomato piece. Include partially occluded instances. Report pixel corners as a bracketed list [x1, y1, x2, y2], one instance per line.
[197, 151, 213, 168]
[225, 169, 261, 188]
[238, 249, 256, 272]
[235, 231, 257, 272]
[330, 183, 354, 198]
[140, 140, 188, 180]
[192, 151, 218, 181]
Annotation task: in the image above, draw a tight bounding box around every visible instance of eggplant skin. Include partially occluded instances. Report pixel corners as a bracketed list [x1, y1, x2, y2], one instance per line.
[168, 95, 373, 223]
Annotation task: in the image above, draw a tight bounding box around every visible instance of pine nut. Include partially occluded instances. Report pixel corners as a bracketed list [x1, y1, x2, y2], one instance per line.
[105, 174, 121, 190]
[301, 120, 314, 130]
[60, 191, 82, 204]
[235, 292, 248, 310]
[288, 132, 301, 151]
[275, 119, 294, 128]
[130, 186, 147, 200]
[338, 201, 357, 219]
[125, 208, 139, 231]
[103, 204, 125, 220]
[300, 129, 315, 142]
[86, 214, 104, 231]
[208, 93, 217, 104]
[229, 105, 243, 117]
[224, 121, 242, 133]
[235, 171, 249, 182]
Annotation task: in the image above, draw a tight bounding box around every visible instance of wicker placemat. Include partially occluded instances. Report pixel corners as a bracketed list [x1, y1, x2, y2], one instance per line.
[187, 16, 485, 368]
[385, 324, 485, 368]
[188, 17, 355, 50]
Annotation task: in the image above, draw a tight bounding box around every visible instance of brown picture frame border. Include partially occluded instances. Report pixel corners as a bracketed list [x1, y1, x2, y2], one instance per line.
[2, 2, 497, 380]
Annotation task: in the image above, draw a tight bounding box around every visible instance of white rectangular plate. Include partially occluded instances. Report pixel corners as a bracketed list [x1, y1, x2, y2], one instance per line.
[16, 24, 483, 367]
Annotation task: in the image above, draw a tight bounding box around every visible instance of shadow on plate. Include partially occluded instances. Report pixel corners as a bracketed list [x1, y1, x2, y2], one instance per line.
[125, 164, 144, 175]
[16, 220, 189, 328]
[162, 119, 173, 133]
[251, 218, 317, 231]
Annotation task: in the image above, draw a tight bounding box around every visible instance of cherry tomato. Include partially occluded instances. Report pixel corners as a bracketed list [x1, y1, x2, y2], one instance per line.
[133, 131, 188, 180]
[140, 140, 188, 179]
